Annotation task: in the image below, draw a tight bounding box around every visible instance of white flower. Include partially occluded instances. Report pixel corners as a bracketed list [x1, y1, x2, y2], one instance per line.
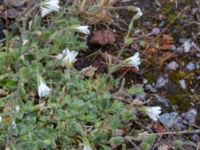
[41, 0, 60, 17]
[57, 49, 78, 68]
[133, 7, 143, 20]
[37, 75, 51, 98]
[136, 8, 143, 18]
[15, 105, 20, 112]
[125, 52, 141, 70]
[72, 26, 90, 35]
[12, 121, 16, 129]
[0, 116, 2, 122]
[83, 143, 92, 150]
[146, 106, 161, 121]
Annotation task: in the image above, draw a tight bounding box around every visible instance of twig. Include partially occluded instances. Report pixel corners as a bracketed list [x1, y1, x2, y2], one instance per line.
[148, 130, 200, 136]
[127, 139, 141, 150]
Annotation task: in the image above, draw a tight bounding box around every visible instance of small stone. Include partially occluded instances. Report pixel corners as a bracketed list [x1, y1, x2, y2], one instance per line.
[196, 53, 200, 57]
[179, 38, 187, 44]
[184, 109, 197, 124]
[175, 46, 184, 53]
[167, 61, 179, 70]
[159, 112, 178, 128]
[183, 40, 192, 53]
[152, 28, 160, 35]
[144, 84, 157, 93]
[191, 42, 200, 52]
[186, 62, 196, 71]
[179, 79, 186, 90]
[155, 94, 169, 107]
[197, 76, 200, 80]
[136, 93, 147, 101]
[171, 45, 176, 51]
[155, 76, 168, 89]
[191, 134, 200, 142]
[143, 79, 148, 84]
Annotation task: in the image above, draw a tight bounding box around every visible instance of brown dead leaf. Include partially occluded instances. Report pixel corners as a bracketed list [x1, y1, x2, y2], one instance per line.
[159, 34, 175, 51]
[90, 29, 116, 46]
[79, 65, 97, 77]
[158, 144, 173, 150]
[159, 52, 176, 66]
[153, 123, 166, 133]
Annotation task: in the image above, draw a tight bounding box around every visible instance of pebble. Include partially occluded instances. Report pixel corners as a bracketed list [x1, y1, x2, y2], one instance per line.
[144, 84, 157, 93]
[186, 62, 196, 71]
[159, 112, 178, 128]
[136, 93, 147, 101]
[196, 53, 200, 57]
[167, 61, 179, 70]
[191, 134, 200, 142]
[184, 109, 197, 124]
[155, 76, 168, 89]
[197, 76, 200, 80]
[179, 38, 187, 44]
[179, 79, 186, 90]
[175, 46, 184, 53]
[191, 42, 200, 52]
[155, 94, 169, 107]
[152, 28, 161, 35]
[183, 40, 192, 53]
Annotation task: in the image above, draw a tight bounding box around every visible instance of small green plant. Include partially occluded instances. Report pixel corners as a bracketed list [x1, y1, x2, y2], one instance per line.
[0, 2, 157, 150]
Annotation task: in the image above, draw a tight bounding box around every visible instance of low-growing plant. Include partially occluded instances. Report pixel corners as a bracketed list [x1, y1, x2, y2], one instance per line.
[0, 2, 157, 150]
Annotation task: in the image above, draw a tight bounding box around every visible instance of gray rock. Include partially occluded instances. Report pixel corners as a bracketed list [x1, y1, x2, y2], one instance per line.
[155, 76, 168, 89]
[136, 93, 147, 101]
[179, 79, 186, 90]
[191, 134, 200, 142]
[144, 84, 157, 93]
[196, 53, 200, 58]
[167, 61, 179, 70]
[184, 109, 197, 124]
[175, 46, 184, 53]
[197, 76, 200, 80]
[183, 40, 192, 53]
[191, 42, 200, 52]
[186, 62, 196, 71]
[152, 28, 160, 35]
[159, 112, 178, 128]
[155, 94, 169, 107]
[179, 38, 187, 44]
[171, 45, 176, 51]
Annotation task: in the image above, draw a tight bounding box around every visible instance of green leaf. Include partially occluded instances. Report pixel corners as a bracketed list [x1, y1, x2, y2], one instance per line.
[127, 86, 144, 95]
[140, 134, 157, 150]
[110, 136, 124, 146]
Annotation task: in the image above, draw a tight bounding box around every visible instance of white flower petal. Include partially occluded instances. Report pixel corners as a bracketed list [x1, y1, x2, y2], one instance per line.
[83, 143, 92, 150]
[61, 49, 78, 67]
[56, 53, 63, 60]
[16, 105, 20, 112]
[73, 26, 90, 35]
[38, 77, 51, 98]
[125, 52, 141, 70]
[41, 0, 60, 17]
[12, 121, 16, 129]
[146, 106, 161, 121]
[0, 116, 2, 122]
